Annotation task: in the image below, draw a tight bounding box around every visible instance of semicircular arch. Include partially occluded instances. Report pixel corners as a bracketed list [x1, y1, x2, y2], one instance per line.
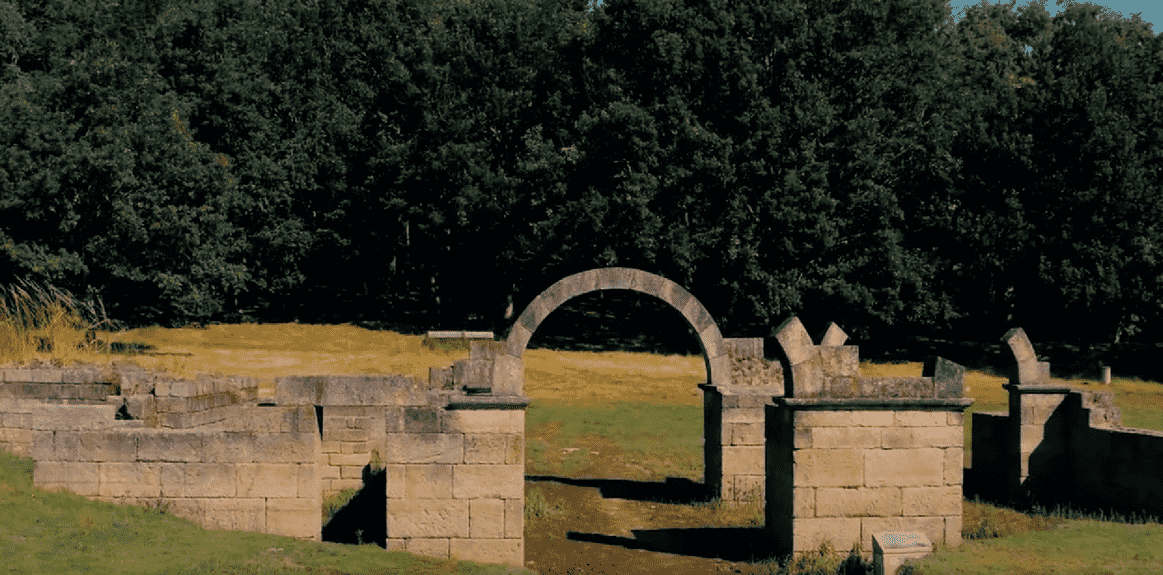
[503, 267, 730, 392]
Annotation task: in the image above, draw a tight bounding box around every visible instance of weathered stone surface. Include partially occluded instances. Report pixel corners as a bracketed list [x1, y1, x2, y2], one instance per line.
[795, 449, 863, 487]
[818, 323, 849, 347]
[865, 449, 944, 487]
[389, 499, 469, 538]
[405, 464, 453, 499]
[923, 356, 966, 398]
[816, 487, 902, 517]
[775, 317, 816, 366]
[902, 486, 962, 516]
[469, 498, 505, 538]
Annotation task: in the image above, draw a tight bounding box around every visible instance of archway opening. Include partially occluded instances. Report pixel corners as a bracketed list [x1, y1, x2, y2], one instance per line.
[516, 270, 772, 570]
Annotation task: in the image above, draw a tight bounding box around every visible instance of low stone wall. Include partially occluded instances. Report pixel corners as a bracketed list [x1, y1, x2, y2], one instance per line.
[30, 402, 321, 541]
[968, 327, 1163, 519]
[971, 383, 1163, 518]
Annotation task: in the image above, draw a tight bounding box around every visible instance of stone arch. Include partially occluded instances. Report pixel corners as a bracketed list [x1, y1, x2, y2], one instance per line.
[503, 267, 731, 393]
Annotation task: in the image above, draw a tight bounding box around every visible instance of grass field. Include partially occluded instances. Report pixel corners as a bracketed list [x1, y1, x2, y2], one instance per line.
[1, 278, 1162, 574]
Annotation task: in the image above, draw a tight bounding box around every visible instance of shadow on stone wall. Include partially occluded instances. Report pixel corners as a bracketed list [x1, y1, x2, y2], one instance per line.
[322, 463, 387, 548]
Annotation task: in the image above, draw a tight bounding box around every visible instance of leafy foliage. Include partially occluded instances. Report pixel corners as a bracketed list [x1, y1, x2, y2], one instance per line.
[1, 0, 1159, 347]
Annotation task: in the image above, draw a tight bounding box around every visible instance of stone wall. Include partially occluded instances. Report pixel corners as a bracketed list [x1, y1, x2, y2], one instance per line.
[764, 317, 973, 561]
[968, 328, 1163, 519]
[30, 402, 321, 541]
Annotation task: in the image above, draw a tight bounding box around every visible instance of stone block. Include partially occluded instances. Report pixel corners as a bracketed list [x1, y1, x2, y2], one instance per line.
[731, 475, 765, 503]
[860, 517, 944, 557]
[792, 486, 815, 517]
[924, 356, 967, 398]
[66, 461, 100, 495]
[816, 487, 902, 517]
[267, 497, 320, 541]
[389, 499, 469, 538]
[861, 377, 934, 399]
[453, 465, 523, 499]
[237, 463, 298, 498]
[125, 395, 155, 422]
[722, 446, 765, 475]
[812, 427, 883, 449]
[450, 539, 524, 568]
[320, 464, 340, 480]
[504, 323, 533, 358]
[8, 369, 63, 384]
[136, 431, 203, 462]
[730, 422, 765, 446]
[202, 497, 267, 532]
[946, 412, 963, 427]
[790, 359, 825, 398]
[405, 464, 453, 499]
[818, 323, 849, 347]
[902, 486, 962, 516]
[296, 462, 317, 498]
[795, 411, 851, 427]
[505, 434, 523, 465]
[54, 431, 82, 461]
[404, 407, 441, 433]
[796, 449, 863, 487]
[682, 294, 718, 335]
[793, 427, 813, 449]
[384, 433, 463, 464]
[253, 433, 315, 464]
[32, 460, 67, 486]
[32, 430, 53, 460]
[895, 412, 947, 427]
[459, 434, 504, 465]
[699, 324, 726, 363]
[453, 360, 491, 390]
[866, 449, 944, 487]
[99, 462, 161, 498]
[275, 376, 324, 406]
[203, 431, 259, 463]
[504, 497, 524, 538]
[442, 410, 523, 434]
[826, 376, 860, 398]
[340, 442, 369, 454]
[774, 317, 816, 366]
[385, 464, 406, 497]
[469, 498, 505, 538]
[492, 354, 524, 396]
[820, 346, 859, 377]
[792, 517, 861, 555]
[79, 430, 138, 463]
[881, 426, 962, 449]
[944, 514, 962, 547]
[943, 448, 963, 485]
[160, 463, 237, 498]
[408, 538, 452, 559]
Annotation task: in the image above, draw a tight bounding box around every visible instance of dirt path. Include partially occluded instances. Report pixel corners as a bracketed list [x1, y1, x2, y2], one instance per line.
[523, 432, 781, 575]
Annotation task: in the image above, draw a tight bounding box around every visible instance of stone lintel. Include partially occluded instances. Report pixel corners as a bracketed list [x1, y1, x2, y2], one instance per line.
[1000, 383, 1079, 394]
[698, 384, 784, 396]
[773, 397, 975, 410]
[445, 396, 532, 410]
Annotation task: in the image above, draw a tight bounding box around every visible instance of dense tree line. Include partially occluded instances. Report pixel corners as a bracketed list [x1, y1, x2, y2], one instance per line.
[1, 0, 1160, 348]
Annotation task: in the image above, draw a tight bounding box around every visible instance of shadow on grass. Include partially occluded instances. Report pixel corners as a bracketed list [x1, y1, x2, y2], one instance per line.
[567, 527, 774, 562]
[524, 475, 713, 505]
[322, 463, 386, 548]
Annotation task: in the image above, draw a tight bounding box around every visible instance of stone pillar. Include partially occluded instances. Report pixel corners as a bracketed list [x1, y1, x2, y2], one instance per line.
[1002, 383, 1074, 507]
[698, 338, 784, 508]
[766, 398, 973, 562]
[385, 349, 531, 569]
